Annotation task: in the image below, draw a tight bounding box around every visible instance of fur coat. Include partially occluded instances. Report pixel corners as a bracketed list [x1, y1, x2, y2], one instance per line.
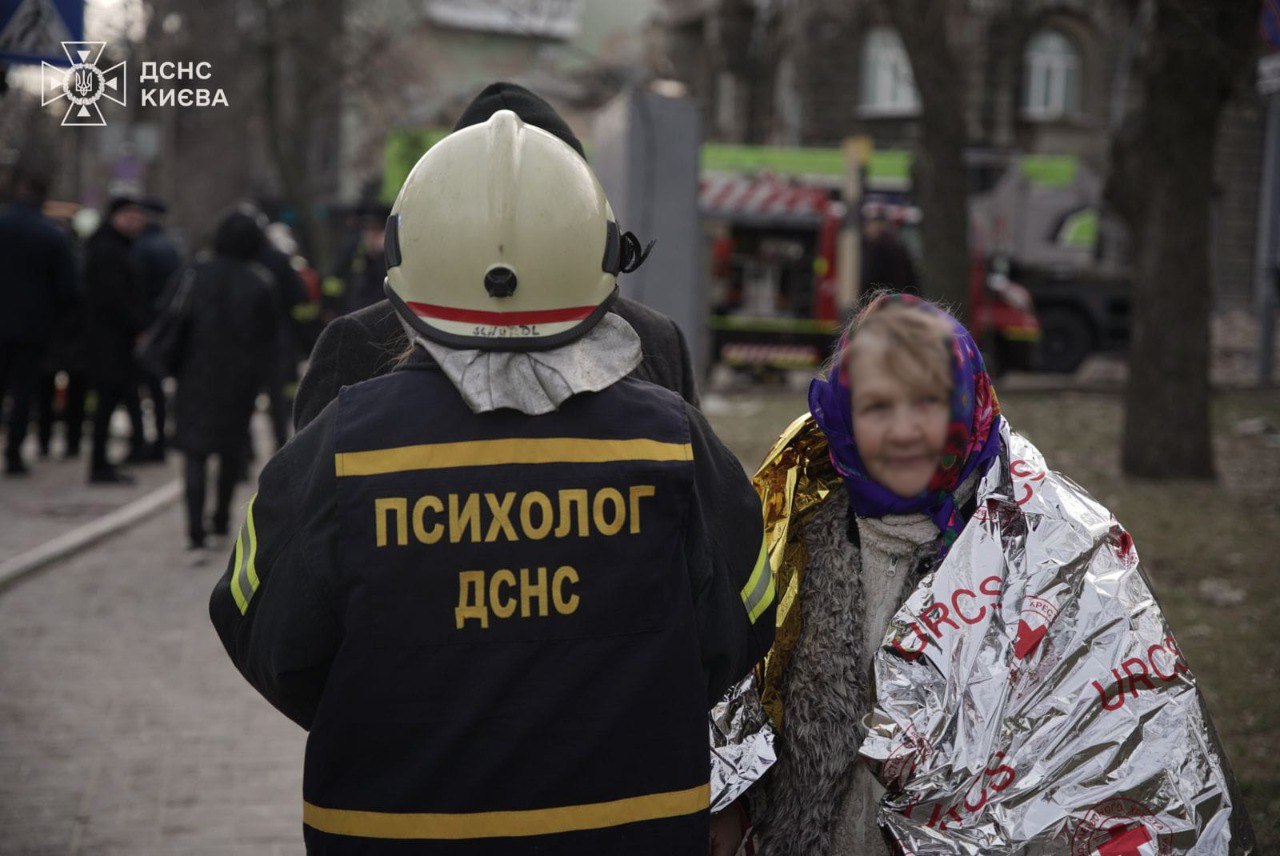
[753, 481, 974, 856]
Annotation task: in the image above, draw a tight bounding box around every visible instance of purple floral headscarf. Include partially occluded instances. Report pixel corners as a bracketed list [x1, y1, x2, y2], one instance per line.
[808, 293, 1003, 555]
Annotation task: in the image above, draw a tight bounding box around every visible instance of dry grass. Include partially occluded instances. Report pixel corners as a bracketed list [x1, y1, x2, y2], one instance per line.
[705, 385, 1280, 850]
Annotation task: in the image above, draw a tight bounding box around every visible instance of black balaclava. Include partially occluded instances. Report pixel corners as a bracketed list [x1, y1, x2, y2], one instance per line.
[452, 82, 585, 157]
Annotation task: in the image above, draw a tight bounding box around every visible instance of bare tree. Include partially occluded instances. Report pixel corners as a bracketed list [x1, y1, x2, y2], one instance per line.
[139, 0, 416, 265]
[1106, 0, 1260, 478]
[253, 0, 345, 268]
[878, 0, 970, 321]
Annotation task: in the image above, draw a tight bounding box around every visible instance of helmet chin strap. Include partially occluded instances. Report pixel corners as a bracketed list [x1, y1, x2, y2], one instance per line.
[602, 220, 655, 276]
[618, 231, 655, 274]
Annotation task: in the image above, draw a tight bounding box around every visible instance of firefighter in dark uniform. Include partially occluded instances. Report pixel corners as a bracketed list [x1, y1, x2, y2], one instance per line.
[210, 111, 775, 855]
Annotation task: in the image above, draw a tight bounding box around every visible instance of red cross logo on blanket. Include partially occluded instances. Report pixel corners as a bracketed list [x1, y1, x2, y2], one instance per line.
[1072, 798, 1170, 856]
[1012, 596, 1058, 661]
[1096, 822, 1154, 856]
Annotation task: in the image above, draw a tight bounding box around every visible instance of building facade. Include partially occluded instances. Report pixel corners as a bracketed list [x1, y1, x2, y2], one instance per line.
[659, 0, 1265, 308]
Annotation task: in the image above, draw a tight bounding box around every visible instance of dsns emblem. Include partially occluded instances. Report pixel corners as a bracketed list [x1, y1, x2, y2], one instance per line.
[41, 41, 127, 126]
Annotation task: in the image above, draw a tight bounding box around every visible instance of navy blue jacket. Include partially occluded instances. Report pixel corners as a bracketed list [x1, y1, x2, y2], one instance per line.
[0, 201, 77, 344]
[211, 352, 773, 854]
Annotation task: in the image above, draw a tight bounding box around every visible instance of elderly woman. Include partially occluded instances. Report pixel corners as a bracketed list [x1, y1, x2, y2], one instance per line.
[740, 294, 1253, 855]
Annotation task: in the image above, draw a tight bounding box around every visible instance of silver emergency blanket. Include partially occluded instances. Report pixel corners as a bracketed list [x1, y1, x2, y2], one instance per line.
[753, 415, 1253, 854]
[710, 671, 777, 813]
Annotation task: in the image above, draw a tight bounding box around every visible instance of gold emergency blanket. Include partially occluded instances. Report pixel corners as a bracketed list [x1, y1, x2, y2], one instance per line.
[752, 415, 1254, 853]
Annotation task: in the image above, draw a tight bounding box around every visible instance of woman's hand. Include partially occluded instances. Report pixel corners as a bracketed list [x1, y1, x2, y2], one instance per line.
[709, 799, 749, 856]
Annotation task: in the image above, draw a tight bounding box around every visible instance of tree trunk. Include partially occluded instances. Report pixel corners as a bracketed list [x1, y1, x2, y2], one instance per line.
[883, 0, 971, 323]
[254, 0, 346, 271]
[1106, 0, 1259, 478]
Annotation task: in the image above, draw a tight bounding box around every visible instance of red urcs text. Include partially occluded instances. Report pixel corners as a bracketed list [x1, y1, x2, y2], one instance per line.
[889, 575, 1003, 660]
[903, 752, 1017, 831]
[1092, 636, 1191, 712]
[1010, 458, 1047, 506]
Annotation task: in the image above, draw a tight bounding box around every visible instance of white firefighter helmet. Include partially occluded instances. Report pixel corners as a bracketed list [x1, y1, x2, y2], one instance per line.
[384, 109, 649, 350]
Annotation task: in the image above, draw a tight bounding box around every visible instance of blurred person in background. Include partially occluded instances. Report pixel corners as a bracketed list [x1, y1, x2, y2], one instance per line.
[128, 195, 184, 462]
[35, 343, 90, 461]
[35, 202, 90, 460]
[84, 196, 147, 484]
[265, 221, 323, 354]
[171, 206, 276, 549]
[0, 172, 77, 476]
[861, 216, 918, 296]
[253, 210, 309, 452]
[322, 201, 389, 319]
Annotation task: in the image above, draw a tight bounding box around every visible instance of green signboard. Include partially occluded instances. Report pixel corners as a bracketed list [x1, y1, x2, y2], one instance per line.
[698, 144, 914, 187]
[381, 128, 450, 204]
[1019, 154, 1079, 188]
[383, 131, 1081, 201]
[700, 144, 846, 176]
[866, 150, 912, 186]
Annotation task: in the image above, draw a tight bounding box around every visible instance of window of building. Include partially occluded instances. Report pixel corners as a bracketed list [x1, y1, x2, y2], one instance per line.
[716, 72, 741, 140]
[859, 26, 920, 116]
[774, 57, 801, 145]
[1023, 30, 1081, 120]
[424, 0, 581, 40]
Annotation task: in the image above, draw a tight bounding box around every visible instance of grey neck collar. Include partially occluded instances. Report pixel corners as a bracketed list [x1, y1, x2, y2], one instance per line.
[404, 313, 643, 415]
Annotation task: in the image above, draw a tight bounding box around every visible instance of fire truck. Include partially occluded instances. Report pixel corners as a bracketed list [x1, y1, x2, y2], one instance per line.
[700, 144, 1042, 375]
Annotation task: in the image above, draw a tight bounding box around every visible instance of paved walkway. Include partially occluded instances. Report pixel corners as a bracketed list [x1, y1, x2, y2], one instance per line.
[0, 437, 179, 561]
[0, 502, 304, 855]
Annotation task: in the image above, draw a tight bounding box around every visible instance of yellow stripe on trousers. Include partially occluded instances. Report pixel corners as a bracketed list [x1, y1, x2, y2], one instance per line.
[334, 437, 693, 477]
[302, 782, 710, 840]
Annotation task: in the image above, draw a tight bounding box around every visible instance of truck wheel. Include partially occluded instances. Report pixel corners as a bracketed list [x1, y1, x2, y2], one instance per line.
[1037, 308, 1094, 373]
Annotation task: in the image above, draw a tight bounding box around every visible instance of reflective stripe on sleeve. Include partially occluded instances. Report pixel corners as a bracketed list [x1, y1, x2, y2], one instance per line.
[334, 437, 693, 477]
[229, 495, 261, 615]
[740, 538, 774, 624]
[302, 781, 710, 840]
[230, 526, 247, 613]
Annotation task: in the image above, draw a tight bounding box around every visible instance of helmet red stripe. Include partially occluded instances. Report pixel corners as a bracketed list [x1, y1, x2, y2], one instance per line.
[406, 301, 598, 326]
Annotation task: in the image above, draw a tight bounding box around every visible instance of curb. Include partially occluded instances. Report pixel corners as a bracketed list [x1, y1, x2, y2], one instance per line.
[0, 479, 183, 595]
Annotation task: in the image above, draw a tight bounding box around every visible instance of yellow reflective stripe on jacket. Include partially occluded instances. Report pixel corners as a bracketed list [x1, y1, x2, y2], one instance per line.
[230, 526, 247, 613]
[302, 782, 709, 840]
[243, 495, 260, 591]
[230, 495, 261, 615]
[322, 275, 346, 297]
[740, 537, 774, 624]
[334, 437, 693, 477]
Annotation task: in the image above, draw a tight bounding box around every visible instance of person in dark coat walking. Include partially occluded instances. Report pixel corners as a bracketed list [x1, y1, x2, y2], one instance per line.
[292, 83, 701, 432]
[129, 196, 183, 460]
[84, 196, 148, 483]
[172, 207, 277, 548]
[36, 208, 90, 459]
[0, 173, 77, 475]
[255, 225, 308, 451]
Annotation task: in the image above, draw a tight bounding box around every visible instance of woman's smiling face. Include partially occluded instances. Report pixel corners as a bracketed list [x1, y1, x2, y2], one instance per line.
[849, 333, 951, 499]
